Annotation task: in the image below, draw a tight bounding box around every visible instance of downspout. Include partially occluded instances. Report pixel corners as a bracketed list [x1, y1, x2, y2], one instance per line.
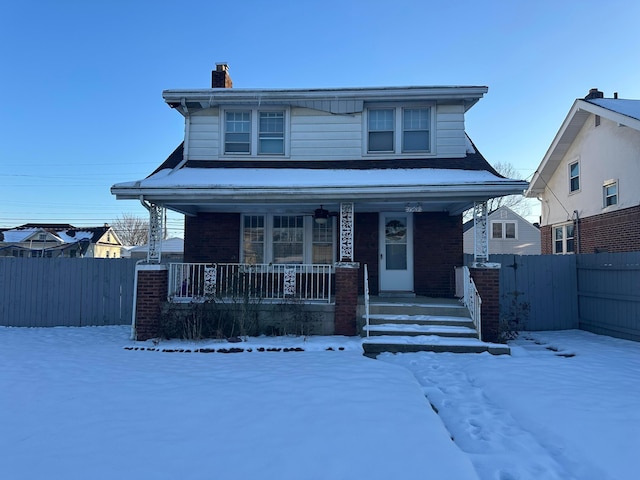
[130, 259, 145, 340]
[572, 210, 580, 254]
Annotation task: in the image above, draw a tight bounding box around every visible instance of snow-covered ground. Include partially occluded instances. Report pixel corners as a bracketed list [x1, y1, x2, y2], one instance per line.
[1, 327, 638, 480]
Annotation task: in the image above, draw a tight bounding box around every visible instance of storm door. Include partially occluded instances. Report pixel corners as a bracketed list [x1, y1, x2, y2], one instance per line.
[379, 213, 414, 292]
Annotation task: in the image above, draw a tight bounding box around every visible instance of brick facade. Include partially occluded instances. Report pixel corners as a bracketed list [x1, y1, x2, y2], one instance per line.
[184, 213, 240, 263]
[414, 212, 463, 297]
[470, 267, 500, 343]
[134, 266, 168, 341]
[355, 212, 379, 295]
[541, 205, 640, 254]
[334, 263, 360, 335]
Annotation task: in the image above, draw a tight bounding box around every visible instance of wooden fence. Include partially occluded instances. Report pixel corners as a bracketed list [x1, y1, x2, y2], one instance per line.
[0, 258, 138, 327]
[466, 252, 640, 341]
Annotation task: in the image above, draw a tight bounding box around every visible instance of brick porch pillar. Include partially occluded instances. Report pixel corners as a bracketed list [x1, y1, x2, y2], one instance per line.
[133, 264, 168, 341]
[470, 264, 500, 343]
[334, 262, 360, 336]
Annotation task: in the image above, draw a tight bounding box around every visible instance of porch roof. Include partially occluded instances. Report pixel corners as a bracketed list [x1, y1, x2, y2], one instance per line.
[112, 165, 527, 216]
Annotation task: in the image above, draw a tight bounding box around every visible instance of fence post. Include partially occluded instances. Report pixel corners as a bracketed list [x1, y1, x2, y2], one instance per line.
[133, 264, 168, 340]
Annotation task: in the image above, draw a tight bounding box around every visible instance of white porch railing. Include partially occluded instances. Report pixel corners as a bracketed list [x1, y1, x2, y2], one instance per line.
[168, 263, 333, 303]
[364, 264, 370, 337]
[462, 266, 482, 340]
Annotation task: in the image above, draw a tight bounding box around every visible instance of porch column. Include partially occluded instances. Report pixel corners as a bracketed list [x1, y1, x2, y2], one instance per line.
[133, 264, 168, 341]
[473, 201, 489, 263]
[147, 203, 165, 263]
[335, 202, 358, 335]
[469, 265, 500, 343]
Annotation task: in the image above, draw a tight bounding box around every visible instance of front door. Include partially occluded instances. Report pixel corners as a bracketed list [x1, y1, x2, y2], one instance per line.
[379, 213, 414, 292]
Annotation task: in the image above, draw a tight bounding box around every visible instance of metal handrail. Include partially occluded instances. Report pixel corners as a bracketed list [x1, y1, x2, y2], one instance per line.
[364, 264, 370, 337]
[462, 266, 482, 340]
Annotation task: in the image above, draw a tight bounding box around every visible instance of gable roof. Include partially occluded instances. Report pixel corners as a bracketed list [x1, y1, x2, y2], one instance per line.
[2, 224, 120, 245]
[462, 206, 539, 233]
[526, 95, 640, 196]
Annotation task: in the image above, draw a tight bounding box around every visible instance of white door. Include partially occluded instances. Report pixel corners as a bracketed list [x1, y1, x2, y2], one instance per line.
[379, 213, 414, 292]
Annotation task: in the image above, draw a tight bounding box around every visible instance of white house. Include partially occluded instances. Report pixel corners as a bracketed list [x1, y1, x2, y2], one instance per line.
[463, 206, 540, 255]
[111, 64, 527, 343]
[526, 89, 640, 254]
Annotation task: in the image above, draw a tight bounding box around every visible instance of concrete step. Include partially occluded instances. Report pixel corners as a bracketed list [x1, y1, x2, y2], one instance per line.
[365, 314, 474, 327]
[368, 302, 469, 318]
[362, 335, 510, 356]
[363, 323, 478, 338]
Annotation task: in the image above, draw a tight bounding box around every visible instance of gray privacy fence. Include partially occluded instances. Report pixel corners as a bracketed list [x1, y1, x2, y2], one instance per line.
[466, 253, 640, 341]
[0, 258, 138, 327]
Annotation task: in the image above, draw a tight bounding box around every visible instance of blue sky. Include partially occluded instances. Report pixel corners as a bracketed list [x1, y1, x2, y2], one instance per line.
[2, 0, 639, 236]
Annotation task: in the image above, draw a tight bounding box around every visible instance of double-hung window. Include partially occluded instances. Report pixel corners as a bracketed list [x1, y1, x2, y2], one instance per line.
[553, 224, 575, 254]
[603, 180, 618, 207]
[259, 112, 284, 154]
[241, 214, 335, 265]
[491, 221, 517, 239]
[368, 109, 394, 152]
[225, 111, 251, 154]
[403, 108, 430, 152]
[224, 109, 286, 156]
[367, 106, 431, 154]
[569, 161, 580, 193]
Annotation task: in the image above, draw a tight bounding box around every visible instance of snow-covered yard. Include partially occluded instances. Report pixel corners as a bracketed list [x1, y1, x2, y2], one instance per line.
[1, 327, 638, 480]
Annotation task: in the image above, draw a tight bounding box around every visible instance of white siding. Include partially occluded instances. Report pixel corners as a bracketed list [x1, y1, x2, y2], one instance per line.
[186, 109, 219, 160]
[464, 207, 541, 255]
[290, 108, 362, 160]
[435, 104, 466, 157]
[542, 114, 640, 226]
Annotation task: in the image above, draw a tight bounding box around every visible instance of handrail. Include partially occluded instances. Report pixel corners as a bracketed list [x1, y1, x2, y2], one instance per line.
[364, 264, 370, 337]
[462, 266, 482, 340]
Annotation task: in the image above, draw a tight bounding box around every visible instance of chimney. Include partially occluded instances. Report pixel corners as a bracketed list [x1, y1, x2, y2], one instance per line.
[584, 88, 604, 100]
[212, 63, 233, 88]
[614, 92, 618, 99]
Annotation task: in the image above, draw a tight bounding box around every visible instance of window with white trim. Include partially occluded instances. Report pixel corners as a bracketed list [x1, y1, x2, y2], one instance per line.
[491, 221, 517, 239]
[553, 223, 575, 254]
[569, 161, 580, 193]
[241, 214, 335, 264]
[367, 106, 432, 154]
[223, 108, 287, 156]
[603, 180, 618, 207]
[225, 111, 251, 153]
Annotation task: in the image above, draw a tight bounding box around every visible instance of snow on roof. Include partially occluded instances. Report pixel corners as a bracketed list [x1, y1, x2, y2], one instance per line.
[119, 167, 512, 190]
[1, 228, 42, 243]
[130, 237, 184, 253]
[587, 98, 640, 122]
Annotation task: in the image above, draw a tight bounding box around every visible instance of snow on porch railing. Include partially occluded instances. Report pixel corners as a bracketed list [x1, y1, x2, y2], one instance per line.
[168, 263, 333, 303]
[364, 264, 370, 337]
[462, 266, 482, 340]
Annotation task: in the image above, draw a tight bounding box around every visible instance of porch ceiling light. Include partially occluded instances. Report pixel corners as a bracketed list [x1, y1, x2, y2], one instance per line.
[314, 206, 329, 224]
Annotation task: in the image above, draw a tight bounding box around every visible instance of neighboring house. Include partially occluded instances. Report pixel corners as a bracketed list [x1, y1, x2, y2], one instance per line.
[526, 89, 640, 254]
[128, 237, 184, 262]
[111, 64, 527, 340]
[0, 224, 123, 258]
[463, 206, 541, 255]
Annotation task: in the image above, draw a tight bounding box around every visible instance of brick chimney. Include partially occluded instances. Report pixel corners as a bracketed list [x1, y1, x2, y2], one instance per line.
[212, 63, 233, 88]
[584, 88, 604, 100]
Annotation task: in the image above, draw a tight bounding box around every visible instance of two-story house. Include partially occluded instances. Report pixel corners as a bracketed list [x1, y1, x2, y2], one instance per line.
[112, 64, 527, 342]
[526, 89, 640, 254]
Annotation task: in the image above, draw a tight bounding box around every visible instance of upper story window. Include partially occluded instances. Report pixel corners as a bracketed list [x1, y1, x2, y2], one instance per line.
[259, 112, 285, 154]
[224, 109, 287, 156]
[569, 161, 580, 193]
[225, 111, 251, 153]
[491, 221, 517, 239]
[403, 108, 430, 152]
[603, 180, 618, 207]
[367, 106, 432, 154]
